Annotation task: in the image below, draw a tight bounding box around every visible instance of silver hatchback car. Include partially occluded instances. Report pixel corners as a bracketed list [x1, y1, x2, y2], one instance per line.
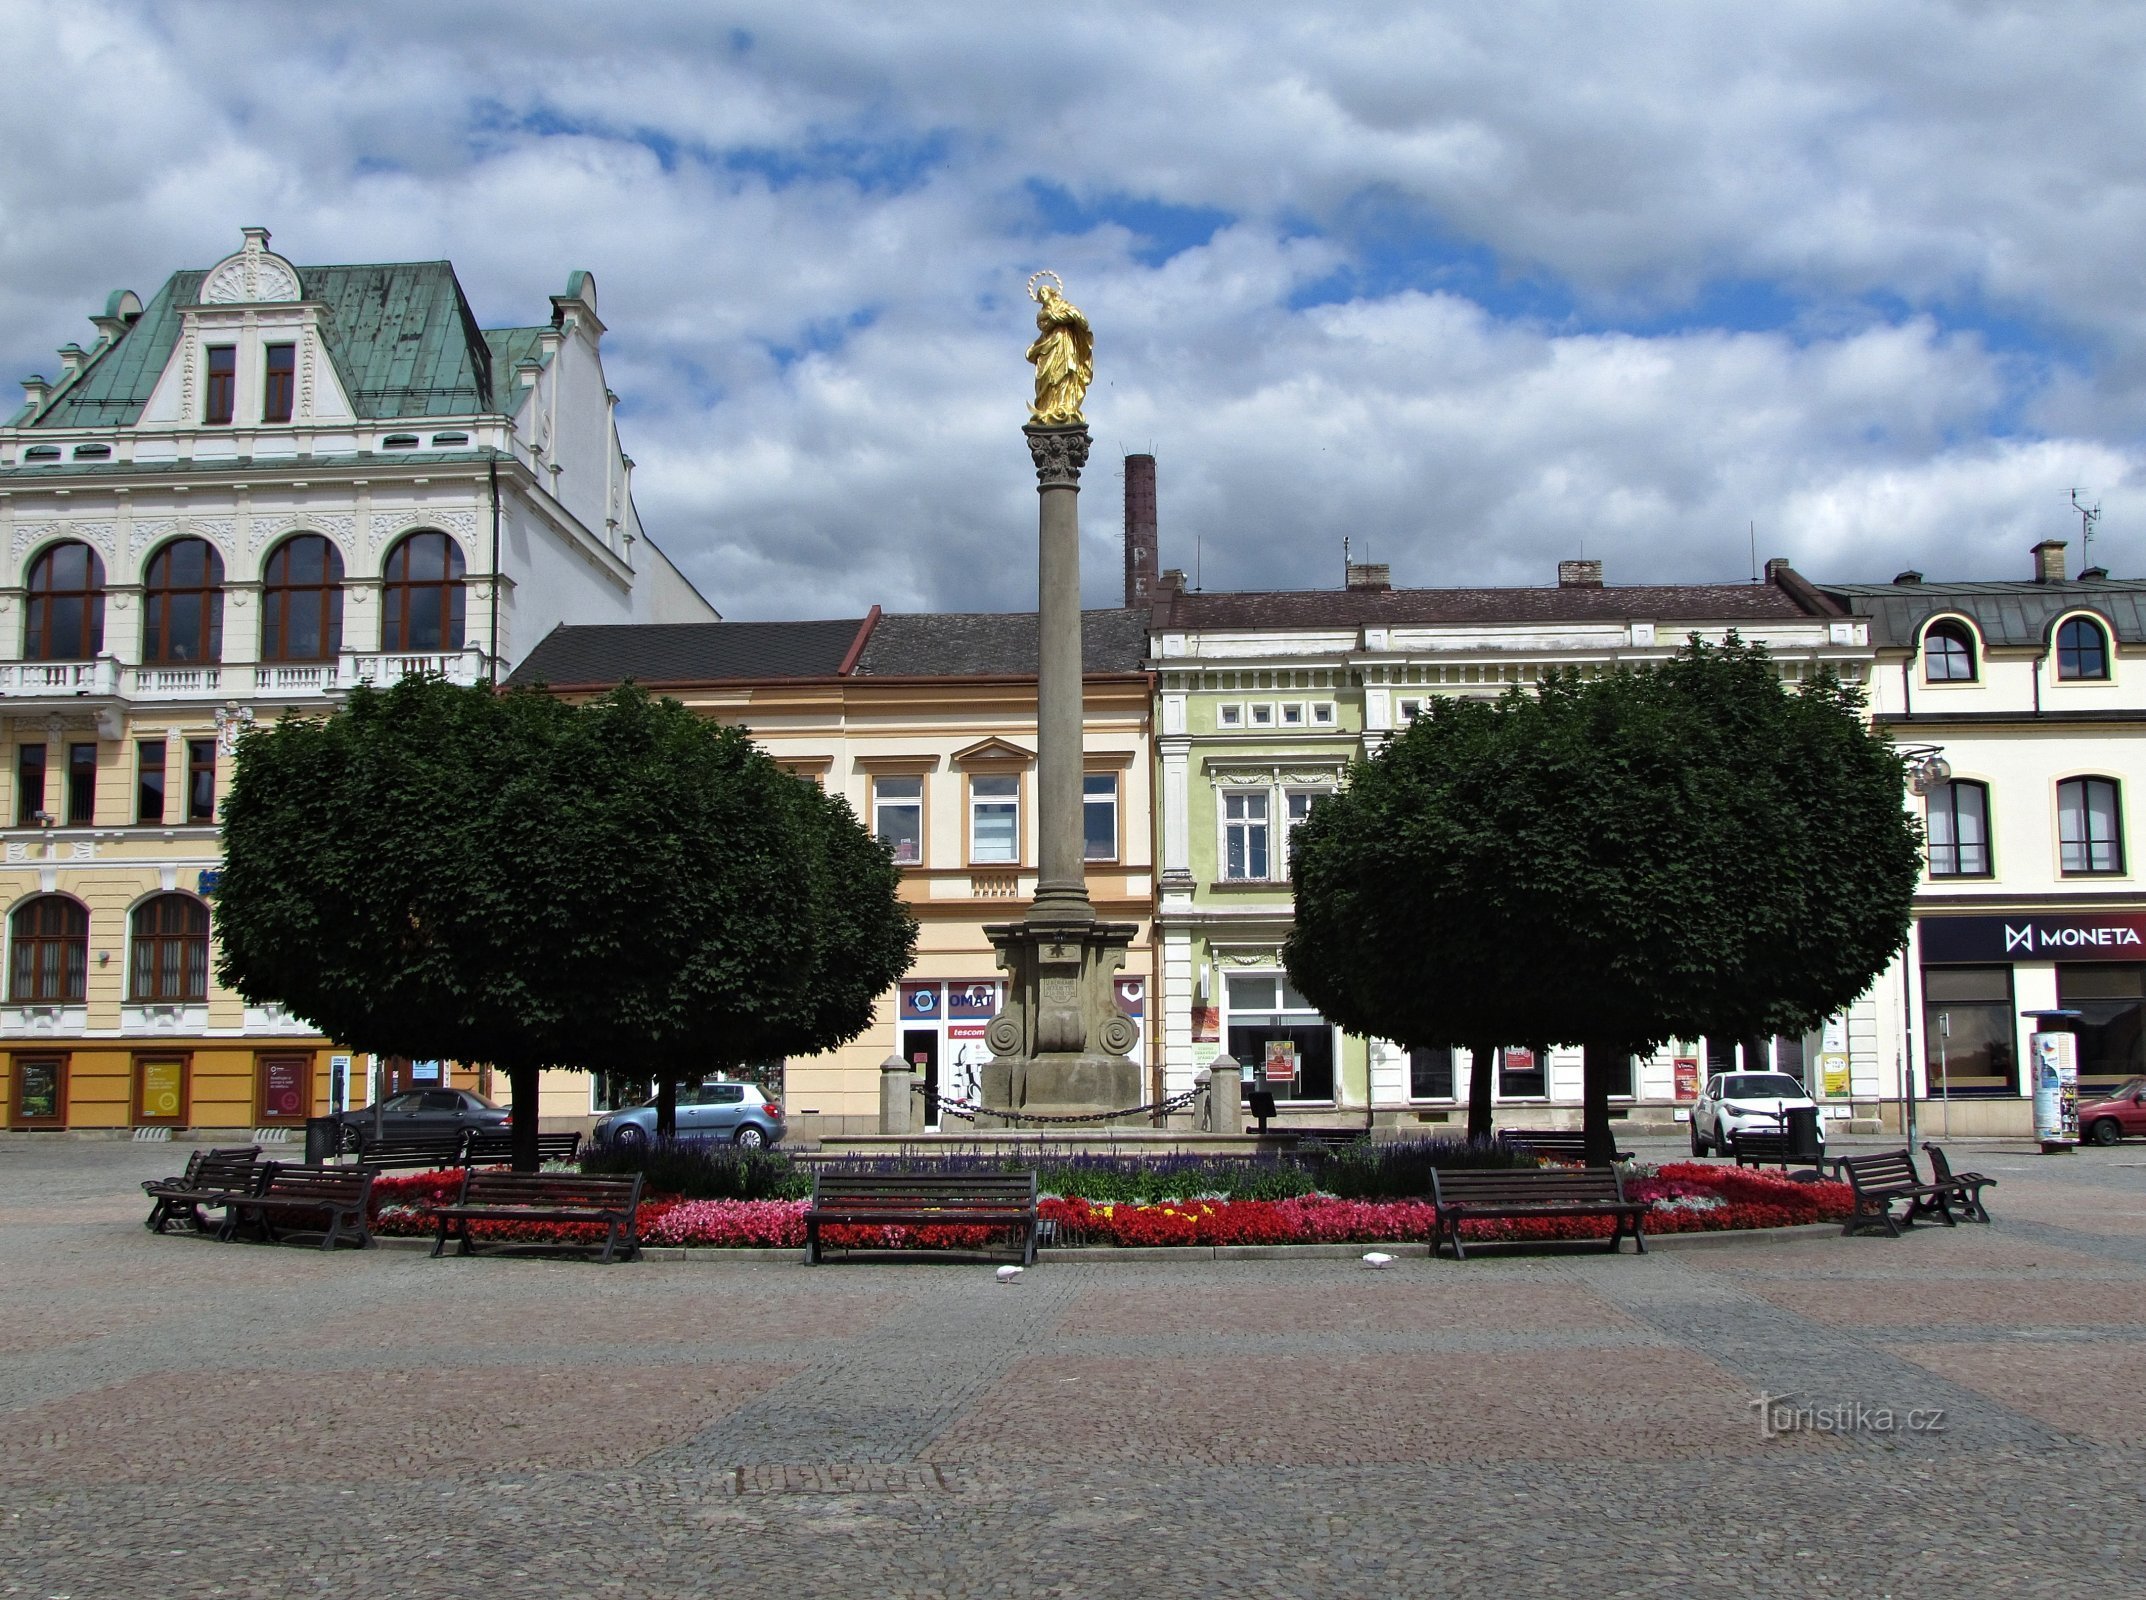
[593, 1080, 785, 1150]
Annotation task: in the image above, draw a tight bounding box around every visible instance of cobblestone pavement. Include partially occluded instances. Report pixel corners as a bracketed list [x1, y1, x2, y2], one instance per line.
[4, 1136, 2143, 1598]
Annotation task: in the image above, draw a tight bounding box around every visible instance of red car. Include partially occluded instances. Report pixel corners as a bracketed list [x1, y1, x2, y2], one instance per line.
[2079, 1076, 2146, 1145]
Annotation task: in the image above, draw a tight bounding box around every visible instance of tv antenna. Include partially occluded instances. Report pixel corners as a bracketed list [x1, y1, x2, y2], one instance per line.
[2071, 488, 2101, 564]
[1343, 532, 1350, 588]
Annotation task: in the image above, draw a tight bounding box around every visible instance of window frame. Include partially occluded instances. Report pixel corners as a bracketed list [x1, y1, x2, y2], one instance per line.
[1921, 619, 1978, 683]
[203, 343, 237, 425]
[23, 541, 106, 661]
[8, 895, 89, 1004]
[965, 771, 1022, 866]
[2056, 616, 2112, 682]
[136, 739, 166, 825]
[141, 538, 226, 665]
[1082, 770, 1120, 864]
[128, 893, 211, 1005]
[16, 744, 47, 827]
[380, 530, 467, 653]
[1925, 779, 1992, 878]
[1222, 968, 1338, 1105]
[8, 1052, 68, 1127]
[871, 773, 926, 867]
[261, 342, 296, 424]
[259, 534, 346, 662]
[1221, 788, 1272, 881]
[2057, 775, 2125, 876]
[186, 740, 216, 824]
[65, 742, 96, 827]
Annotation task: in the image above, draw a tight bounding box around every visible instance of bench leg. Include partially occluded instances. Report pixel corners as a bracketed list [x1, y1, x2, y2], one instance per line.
[1630, 1214, 1647, 1255]
[804, 1218, 820, 1266]
[319, 1212, 341, 1251]
[429, 1216, 451, 1259]
[1022, 1220, 1038, 1267]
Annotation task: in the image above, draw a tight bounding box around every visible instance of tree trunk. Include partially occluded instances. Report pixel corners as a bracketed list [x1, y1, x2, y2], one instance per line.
[509, 1063, 541, 1172]
[1581, 1040, 1622, 1165]
[1467, 1045, 1495, 1142]
[655, 1074, 677, 1141]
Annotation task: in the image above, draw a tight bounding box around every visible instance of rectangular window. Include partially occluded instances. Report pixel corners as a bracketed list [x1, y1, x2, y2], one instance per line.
[16, 744, 47, 826]
[1249, 703, 1274, 726]
[872, 775, 923, 865]
[1409, 1047, 1455, 1100]
[2059, 964, 2146, 1097]
[2059, 778, 2123, 874]
[1398, 698, 1426, 723]
[969, 774, 1019, 864]
[1499, 1045, 1548, 1098]
[1280, 702, 1305, 726]
[1923, 964, 2019, 1096]
[65, 742, 95, 826]
[1311, 702, 1336, 725]
[1225, 971, 1335, 1103]
[1279, 789, 1327, 878]
[261, 343, 296, 423]
[1927, 782, 1991, 876]
[186, 739, 216, 823]
[203, 344, 236, 425]
[1223, 791, 1270, 880]
[137, 740, 166, 824]
[1082, 772, 1118, 862]
[1217, 704, 1243, 728]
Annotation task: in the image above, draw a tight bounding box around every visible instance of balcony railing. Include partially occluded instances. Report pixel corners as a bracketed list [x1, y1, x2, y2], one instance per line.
[0, 659, 122, 696]
[0, 649, 488, 702]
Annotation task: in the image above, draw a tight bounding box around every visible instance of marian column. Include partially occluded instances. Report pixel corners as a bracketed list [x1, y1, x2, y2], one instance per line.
[978, 275, 1143, 1125]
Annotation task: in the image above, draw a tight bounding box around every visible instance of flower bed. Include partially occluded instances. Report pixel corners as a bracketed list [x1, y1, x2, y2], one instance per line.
[358, 1160, 1848, 1249]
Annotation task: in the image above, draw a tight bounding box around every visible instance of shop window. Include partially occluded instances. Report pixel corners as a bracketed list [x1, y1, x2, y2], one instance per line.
[16, 744, 47, 826]
[1225, 971, 1335, 1102]
[136, 740, 166, 824]
[203, 344, 236, 424]
[23, 540, 105, 660]
[142, 538, 226, 664]
[2057, 617, 2110, 681]
[1082, 772, 1118, 861]
[1408, 1047, 1454, 1101]
[2058, 777, 2123, 874]
[10, 1054, 66, 1126]
[9, 896, 88, 1003]
[65, 743, 95, 826]
[1498, 1044, 1547, 1098]
[1923, 964, 2018, 1096]
[381, 530, 466, 652]
[2058, 964, 2146, 1097]
[1223, 791, 1270, 880]
[969, 774, 1019, 864]
[262, 343, 296, 423]
[187, 740, 217, 823]
[1923, 621, 1976, 682]
[1926, 781, 1991, 876]
[130, 893, 210, 1004]
[260, 534, 345, 661]
[872, 775, 924, 865]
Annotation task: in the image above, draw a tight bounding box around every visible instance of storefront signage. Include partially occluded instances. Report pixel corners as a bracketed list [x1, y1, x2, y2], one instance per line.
[1921, 913, 2146, 964]
[1821, 1052, 1852, 1098]
[260, 1057, 309, 1120]
[1673, 1056, 1699, 1101]
[137, 1059, 184, 1121]
[900, 981, 942, 1019]
[17, 1060, 62, 1121]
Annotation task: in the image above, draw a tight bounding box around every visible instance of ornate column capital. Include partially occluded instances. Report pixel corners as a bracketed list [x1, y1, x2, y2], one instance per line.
[1023, 423, 1090, 490]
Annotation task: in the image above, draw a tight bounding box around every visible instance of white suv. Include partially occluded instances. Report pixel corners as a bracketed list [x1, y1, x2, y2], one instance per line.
[1690, 1071, 1823, 1156]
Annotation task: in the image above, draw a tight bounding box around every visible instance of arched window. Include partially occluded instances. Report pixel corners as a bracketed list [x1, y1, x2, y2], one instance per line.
[1925, 780, 1991, 877]
[1923, 621, 1977, 682]
[381, 531, 465, 653]
[23, 542, 105, 660]
[129, 894, 210, 1003]
[2057, 617, 2111, 681]
[142, 538, 225, 664]
[260, 534, 345, 661]
[2058, 777, 2124, 875]
[9, 896, 89, 1003]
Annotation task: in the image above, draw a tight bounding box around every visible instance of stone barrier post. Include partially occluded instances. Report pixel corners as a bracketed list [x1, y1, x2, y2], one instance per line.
[880, 1054, 920, 1136]
[1207, 1054, 1244, 1136]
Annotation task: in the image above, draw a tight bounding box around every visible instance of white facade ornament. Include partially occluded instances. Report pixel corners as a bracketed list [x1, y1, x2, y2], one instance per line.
[214, 702, 256, 753]
[129, 519, 175, 563]
[201, 229, 301, 304]
[10, 522, 62, 562]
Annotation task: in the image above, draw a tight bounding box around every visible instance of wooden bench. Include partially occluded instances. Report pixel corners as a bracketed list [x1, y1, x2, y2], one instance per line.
[1496, 1128, 1630, 1163]
[142, 1146, 265, 1233]
[422, 1170, 644, 1263]
[1288, 1127, 1371, 1151]
[1922, 1143, 1996, 1224]
[804, 1171, 1040, 1265]
[459, 1129, 582, 1166]
[352, 1133, 470, 1172]
[1430, 1167, 1647, 1260]
[214, 1165, 374, 1251]
[1840, 1149, 1959, 1237]
[1731, 1131, 1845, 1176]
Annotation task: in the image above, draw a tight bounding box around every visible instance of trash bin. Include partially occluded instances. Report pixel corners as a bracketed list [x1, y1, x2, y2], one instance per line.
[1783, 1104, 1822, 1161]
[303, 1115, 342, 1167]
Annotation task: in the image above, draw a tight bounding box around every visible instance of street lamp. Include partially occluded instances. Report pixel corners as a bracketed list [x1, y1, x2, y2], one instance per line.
[1898, 744, 1952, 795]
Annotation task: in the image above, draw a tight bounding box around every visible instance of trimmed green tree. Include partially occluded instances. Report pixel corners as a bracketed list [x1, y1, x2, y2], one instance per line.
[213, 676, 916, 1168]
[1284, 638, 1922, 1163]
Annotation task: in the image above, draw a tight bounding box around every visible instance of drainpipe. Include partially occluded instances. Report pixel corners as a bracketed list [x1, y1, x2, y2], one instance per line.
[487, 455, 502, 687]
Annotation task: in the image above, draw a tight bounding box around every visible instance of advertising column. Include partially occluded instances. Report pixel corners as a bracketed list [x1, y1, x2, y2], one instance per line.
[2025, 1010, 2082, 1153]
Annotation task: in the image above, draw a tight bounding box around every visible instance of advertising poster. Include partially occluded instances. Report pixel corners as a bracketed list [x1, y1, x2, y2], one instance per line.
[1192, 1005, 1220, 1044]
[18, 1061, 60, 1120]
[1262, 1039, 1298, 1085]
[411, 1059, 442, 1083]
[2032, 1031, 2079, 1145]
[138, 1059, 184, 1121]
[1673, 1056, 1700, 1101]
[1821, 1052, 1851, 1098]
[261, 1057, 308, 1120]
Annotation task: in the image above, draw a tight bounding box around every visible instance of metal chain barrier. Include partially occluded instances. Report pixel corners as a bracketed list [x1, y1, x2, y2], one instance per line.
[912, 1082, 1200, 1127]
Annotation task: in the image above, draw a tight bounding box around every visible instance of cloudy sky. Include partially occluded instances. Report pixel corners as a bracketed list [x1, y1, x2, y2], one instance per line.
[3, 2, 2141, 616]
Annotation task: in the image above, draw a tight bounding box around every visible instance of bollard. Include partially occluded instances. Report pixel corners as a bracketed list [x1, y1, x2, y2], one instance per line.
[1208, 1054, 1244, 1136]
[880, 1054, 920, 1136]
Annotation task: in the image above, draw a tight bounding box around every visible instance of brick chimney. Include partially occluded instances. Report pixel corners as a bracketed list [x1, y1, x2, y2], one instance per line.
[1345, 562, 1391, 591]
[1123, 453, 1160, 607]
[2032, 539, 2068, 583]
[1558, 559, 1604, 589]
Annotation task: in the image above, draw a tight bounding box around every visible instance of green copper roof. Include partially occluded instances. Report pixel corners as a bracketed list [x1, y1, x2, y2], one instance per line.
[22, 260, 549, 430]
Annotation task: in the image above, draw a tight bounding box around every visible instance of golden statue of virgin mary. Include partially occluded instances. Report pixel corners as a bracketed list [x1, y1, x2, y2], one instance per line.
[1024, 271, 1093, 426]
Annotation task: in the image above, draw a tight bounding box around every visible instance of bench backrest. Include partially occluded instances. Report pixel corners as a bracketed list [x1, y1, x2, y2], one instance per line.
[461, 1130, 582, 1165]
[261, 1165, 372, 1205]
[193, 1150, 268, 1193]
[456, 1170, 643, 1212]
[1497, 1129, 1588, 1151]
[812, 1170, 1038, 1209]
[1432, 1167, 1628, 1205]
[1841, 1149, 1922, 1191]
[1921, 1143, 1959, 1182]
[356, 1135, 469, 1169]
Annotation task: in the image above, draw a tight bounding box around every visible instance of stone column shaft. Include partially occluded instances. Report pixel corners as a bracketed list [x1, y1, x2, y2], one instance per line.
[1025, 425, 1093, 925]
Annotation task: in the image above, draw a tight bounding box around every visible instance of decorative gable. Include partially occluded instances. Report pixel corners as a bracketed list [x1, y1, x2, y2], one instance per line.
[951, 736, 1035, 767]
[200, 228, 301, 304]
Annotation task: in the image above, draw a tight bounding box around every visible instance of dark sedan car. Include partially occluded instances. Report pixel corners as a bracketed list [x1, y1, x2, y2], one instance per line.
[333, 1088, 509, 1149]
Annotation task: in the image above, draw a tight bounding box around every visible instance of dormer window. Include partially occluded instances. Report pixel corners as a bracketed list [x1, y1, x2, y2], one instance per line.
[262, 343, 295, 423]
[22, 446, 60, 462]
[2058, 617, 2111, 681]
[1923, 620, 1976, 682]
[430, 431, 469, 447]
[203, 345, 236, 425]
[71, 444, 111, 460]
[381, 434, 421, 451]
